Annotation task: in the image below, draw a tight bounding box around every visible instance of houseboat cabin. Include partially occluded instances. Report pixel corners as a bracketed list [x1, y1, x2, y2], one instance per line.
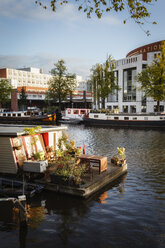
[0, 126, 67, 174]
[65, 108, 90, 119]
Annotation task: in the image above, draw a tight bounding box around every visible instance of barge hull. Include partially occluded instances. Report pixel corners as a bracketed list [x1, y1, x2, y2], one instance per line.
[83, 117, 165, 129]
[44, 164, 127, 198]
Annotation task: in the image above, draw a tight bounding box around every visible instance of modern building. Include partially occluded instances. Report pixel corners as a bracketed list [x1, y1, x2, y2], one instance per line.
[0, 67, 92, 111]
[105, 40, 165, 113]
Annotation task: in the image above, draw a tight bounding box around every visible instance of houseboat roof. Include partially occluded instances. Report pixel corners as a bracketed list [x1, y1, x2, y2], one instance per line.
[0, 125, 67, 137]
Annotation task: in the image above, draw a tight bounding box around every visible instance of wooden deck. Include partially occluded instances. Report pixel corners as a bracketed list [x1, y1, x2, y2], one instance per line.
[42, 163, 127, 198]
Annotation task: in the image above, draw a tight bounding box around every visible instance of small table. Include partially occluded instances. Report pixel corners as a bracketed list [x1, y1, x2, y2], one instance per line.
[78, 154, 107, 174]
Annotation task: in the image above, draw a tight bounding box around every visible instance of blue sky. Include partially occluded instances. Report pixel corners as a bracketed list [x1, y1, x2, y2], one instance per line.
[0, 0, 164, 79]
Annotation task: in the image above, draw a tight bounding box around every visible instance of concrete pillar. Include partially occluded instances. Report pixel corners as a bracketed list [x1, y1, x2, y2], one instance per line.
[11, 89, 18, 111]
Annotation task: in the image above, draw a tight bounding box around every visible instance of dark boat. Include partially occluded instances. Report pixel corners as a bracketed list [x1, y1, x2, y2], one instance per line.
[83, 112, 165, 129]
[0, 111, 56, 124]
[0, 178, 44, 198]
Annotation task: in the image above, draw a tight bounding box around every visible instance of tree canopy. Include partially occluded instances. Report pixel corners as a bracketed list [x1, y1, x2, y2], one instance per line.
[35, 0, 157, 33]
[19, 87, 28, 110]
[0, 79, 12, 108]
[136, 41, 165, 112]
[46, 59, 76, 110]
[91, 56, 119, 109]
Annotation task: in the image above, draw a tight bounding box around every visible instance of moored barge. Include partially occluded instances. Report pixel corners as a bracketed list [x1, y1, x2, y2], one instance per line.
[83, 112, 165, 129]
[0, 125, 127, 198]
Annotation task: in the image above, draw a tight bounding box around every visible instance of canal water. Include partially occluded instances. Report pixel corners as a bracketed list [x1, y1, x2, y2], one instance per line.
[0, 125, 165, 248]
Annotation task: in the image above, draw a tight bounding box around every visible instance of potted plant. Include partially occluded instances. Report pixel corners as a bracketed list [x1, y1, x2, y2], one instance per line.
[111, 147, 126, 166]
[50, 155, 86, 186]
[117, 147, 126, 165]
[32, 151, 45, 161]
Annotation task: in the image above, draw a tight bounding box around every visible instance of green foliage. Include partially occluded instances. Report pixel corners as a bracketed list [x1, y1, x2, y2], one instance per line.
[0, 79, 12, 107]
[35, 0, 157, 34]
[91, 56, 120, 109]
[24, 126, 42, 135]
[136, 41, 165, 112]
[117, 147, 126, 160]
[45, 59, 76, 110]
[19, 87, 28, 110]
[33, 151, 45, 160]
[49, 133, 85, 185]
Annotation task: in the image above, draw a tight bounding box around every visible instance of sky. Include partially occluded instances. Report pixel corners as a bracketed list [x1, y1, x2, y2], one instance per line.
[0, 0, 165, 80]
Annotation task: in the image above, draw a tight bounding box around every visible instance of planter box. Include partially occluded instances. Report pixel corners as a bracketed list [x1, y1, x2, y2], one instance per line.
[50, 174, 73, 186]
[23, 160, 48, 173]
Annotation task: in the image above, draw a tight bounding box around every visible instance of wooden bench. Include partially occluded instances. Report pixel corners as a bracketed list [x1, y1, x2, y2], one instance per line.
[78, 154, 107, 174]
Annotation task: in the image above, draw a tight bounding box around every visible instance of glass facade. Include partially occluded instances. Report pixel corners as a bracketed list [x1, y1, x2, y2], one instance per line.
[123, 68, 136, 102]
[107, 71, 118, 102]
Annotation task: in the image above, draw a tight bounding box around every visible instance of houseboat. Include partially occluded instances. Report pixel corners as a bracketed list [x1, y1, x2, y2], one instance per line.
[0, 125, 127, 198]
[83, 111, 165, 129]
[0, 111, 56, 124]
[59, 108, 90, 124]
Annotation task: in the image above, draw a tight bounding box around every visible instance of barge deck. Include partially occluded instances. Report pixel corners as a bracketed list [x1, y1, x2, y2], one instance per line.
[40, 163, 127, 198]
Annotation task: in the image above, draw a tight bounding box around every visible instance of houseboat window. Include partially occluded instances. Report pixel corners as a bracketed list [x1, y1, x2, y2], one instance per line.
[124, 117, 129, 120]
[114, 117, 119, 120]
[8, 114, 11, 117]
[133, 117, 137, 120]
[144, 117, 148, 120]
[3, 113, 6, 117]
[18, 113, 21, 117]
[73, 110, 79, 114]
[94, 115, 98, 118]
[67, 109, 71, 114]
[13, 114, 16, 117]
[80, 110, 85, 114]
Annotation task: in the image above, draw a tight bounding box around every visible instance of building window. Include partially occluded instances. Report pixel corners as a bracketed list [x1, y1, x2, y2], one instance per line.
[123, 68, 136, 102]
[123, 105, 128, 113]
[141, 106, 146, 113]
[154, 105, 164, 112]
[130, 105, 136, 113]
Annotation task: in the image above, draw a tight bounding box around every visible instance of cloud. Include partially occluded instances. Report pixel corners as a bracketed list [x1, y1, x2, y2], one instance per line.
[0, 54, 94, 79]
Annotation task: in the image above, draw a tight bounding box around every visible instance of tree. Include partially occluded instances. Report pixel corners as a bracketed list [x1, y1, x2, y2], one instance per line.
[136, 41, 165, 112]
[19, 87, 28, 111]
[0, 79, 12, 108]
[46, 59, 76, 110]
[35, 0, 157, 34]
[91, 56, 119, 109]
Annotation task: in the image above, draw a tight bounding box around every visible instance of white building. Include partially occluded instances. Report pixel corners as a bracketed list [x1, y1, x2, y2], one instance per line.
[0, 67, 92, 110]
[105, 40, 165, 113]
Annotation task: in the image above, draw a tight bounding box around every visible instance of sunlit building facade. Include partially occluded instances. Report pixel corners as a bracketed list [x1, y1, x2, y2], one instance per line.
[106, 40, 165, 113]
[0, 67, 92, 110]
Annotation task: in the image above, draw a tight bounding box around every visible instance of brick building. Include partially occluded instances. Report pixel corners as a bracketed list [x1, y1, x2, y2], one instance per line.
[0, 67, 92, 111]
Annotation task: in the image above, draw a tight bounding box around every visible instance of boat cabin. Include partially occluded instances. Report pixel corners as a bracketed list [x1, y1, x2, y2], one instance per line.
[0, 126, 67, 174]
[65, 108, 90, 119]
[0, 111, 42, 118]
